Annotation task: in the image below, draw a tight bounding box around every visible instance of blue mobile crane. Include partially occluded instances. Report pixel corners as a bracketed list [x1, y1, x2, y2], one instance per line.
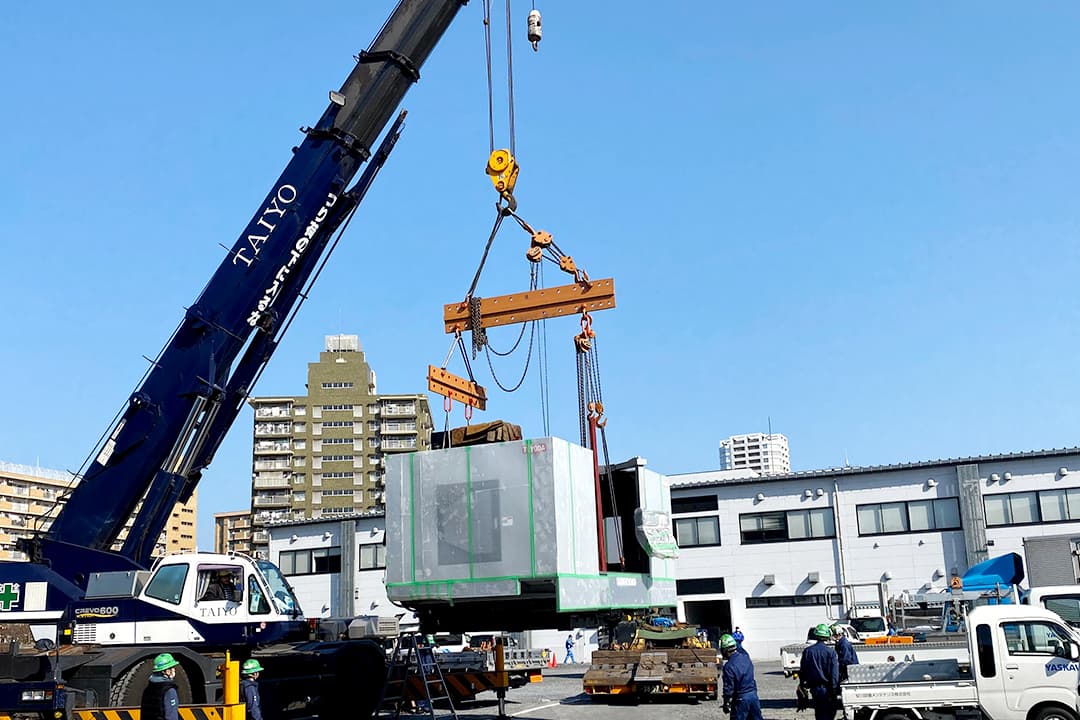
[0, 2, 465, 718]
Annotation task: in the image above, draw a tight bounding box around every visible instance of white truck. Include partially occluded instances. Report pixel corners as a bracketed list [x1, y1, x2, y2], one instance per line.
[781, 634, 969, 678]
[841, 605, 1080, 720]
[1028, 587, 1080, 628]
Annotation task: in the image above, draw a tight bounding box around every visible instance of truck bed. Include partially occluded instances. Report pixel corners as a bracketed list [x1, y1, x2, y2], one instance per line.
[780, 640, 969, 676]
[841, 660, 978, 710]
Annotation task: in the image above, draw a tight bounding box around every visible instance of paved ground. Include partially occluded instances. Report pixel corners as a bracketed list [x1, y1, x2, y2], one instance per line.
[408, 660, 804, 720]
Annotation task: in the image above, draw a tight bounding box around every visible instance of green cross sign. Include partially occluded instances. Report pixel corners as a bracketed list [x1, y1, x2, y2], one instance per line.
[0, 583, 20, 611]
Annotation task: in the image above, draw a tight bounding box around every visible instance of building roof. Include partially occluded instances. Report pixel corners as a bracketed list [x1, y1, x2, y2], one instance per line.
[669, 446, 1080, 489]
[266, 508, 386, 527]
[213, 509, 252, 519]
[0, 460, 71, 483]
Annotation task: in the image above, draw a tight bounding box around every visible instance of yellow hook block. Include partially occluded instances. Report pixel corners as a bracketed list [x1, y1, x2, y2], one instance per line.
[486, 148, 520, 199]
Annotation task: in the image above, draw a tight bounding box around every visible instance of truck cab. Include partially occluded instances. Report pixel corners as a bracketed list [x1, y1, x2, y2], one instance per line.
[969, 605, 1079, 720]
[1024, 586, 1080, 628]
[846, 613, 888, 641]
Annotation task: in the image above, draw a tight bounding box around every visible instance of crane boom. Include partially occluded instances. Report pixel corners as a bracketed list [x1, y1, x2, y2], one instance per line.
[24, 0, 465, 575]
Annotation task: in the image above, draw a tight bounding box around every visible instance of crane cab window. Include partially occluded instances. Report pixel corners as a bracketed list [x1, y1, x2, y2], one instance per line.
[145, 565, 189, 605]
[248, 575, 270, 615]
[197, 566, 242, 603]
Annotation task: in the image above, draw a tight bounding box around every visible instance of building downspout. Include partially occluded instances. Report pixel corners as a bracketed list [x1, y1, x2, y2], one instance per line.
[832, 480, 848, 589]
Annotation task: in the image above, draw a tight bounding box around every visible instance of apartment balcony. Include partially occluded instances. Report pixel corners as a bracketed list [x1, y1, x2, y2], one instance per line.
[254, 459, 292, 471]
[253, 495, 291, 508]
[381, 438, 417, 451]
[380, 422, 416, 434]
[381, 405, 416, 417]
[253, 477, 290, 490]
[252, 531, 270, 544]
[254, 440, 292, 454]
[254, 424, 292, 437]
[255, 407, 292, 419]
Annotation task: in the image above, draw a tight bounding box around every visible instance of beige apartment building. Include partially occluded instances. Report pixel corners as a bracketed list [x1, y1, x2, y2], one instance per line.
[0, 460, 196, 560]
[214, 509, 254, 555]
[248, 334, 432, 558]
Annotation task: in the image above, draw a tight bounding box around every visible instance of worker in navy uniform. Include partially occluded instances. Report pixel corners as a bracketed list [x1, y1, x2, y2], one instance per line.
[799, 623, 840, 720]
[720, 633, 763, 720]
[141, 653, 180, 720]
[240, 658, 264, 720]
[833, 626, 859, 683]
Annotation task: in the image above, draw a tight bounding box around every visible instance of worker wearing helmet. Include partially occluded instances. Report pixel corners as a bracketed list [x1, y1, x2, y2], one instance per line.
[799, 624, 839, 720]
[241, 658, 264, 720]
[140, 653, 180, 720]
[833, 625, 859, 683]
[719, 633, 762, 720]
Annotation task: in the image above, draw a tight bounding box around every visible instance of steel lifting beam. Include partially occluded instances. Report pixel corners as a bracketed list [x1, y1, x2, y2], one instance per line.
[443, 279, 616, 334]
[427, 366, 488, 411]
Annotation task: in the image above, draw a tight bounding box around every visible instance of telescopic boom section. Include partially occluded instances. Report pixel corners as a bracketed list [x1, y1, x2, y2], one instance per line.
[37, 0, 465, 570]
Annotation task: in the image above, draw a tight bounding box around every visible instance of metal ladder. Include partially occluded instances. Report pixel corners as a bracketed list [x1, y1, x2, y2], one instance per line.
[376, 634, 460, 720]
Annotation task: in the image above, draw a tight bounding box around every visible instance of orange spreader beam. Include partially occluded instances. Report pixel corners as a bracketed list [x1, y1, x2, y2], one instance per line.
[427, 365, 488, 411]
[443, 278, 616, 334]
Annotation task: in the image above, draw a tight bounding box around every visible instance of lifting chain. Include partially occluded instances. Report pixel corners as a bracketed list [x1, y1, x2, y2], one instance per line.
[574, 310, 595, 353]
[469, 296, 487, 357]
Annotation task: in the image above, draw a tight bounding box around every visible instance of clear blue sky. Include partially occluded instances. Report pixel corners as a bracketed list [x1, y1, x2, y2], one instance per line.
[3, 2, 1080, 551]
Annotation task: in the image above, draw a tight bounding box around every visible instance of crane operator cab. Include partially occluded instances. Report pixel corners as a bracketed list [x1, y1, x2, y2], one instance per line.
[70, 552, 305, 648]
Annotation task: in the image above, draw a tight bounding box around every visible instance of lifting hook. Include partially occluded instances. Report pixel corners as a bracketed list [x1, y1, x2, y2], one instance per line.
[486, 149, 520, 210]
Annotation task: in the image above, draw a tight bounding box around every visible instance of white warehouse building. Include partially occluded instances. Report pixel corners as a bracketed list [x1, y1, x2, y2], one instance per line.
[670, 446, 1080, 657]
[261, 445, 1080, 661]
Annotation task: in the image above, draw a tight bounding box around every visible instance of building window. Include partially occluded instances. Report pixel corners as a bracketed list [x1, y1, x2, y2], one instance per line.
[674, 516, 720, 547]
[676, 577, 725, 595]
[856, 498, 962, 536]
[745, 593, 842, 608]
[740, 509, 835, 544]
[278, 546, 341, 576]
[321, 382, 354, 389]
[359, 543, 387, 569]
[985, 488, 1080, 527]
[671, 495, 719, 514]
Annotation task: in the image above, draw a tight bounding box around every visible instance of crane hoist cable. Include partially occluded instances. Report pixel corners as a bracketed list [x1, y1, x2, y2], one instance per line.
[481, 0, 522, 156]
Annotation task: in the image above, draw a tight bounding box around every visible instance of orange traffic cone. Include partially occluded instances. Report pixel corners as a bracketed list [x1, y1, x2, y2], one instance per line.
[548, 650, 557, 668]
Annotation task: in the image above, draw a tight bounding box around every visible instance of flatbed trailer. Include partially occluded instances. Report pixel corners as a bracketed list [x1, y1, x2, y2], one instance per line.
[583, 648, 719, 700]
[422, 649, 545, 702]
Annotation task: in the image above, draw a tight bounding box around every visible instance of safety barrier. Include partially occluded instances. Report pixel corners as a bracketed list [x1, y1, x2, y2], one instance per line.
[70, 653, 246, 720]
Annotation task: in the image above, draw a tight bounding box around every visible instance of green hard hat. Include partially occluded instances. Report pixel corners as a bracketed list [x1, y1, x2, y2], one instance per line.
[242, 659, 264, 675]
[814, 623, 832, 639]
[719, 634, 737, 650]
[153, 653, 179, 672]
